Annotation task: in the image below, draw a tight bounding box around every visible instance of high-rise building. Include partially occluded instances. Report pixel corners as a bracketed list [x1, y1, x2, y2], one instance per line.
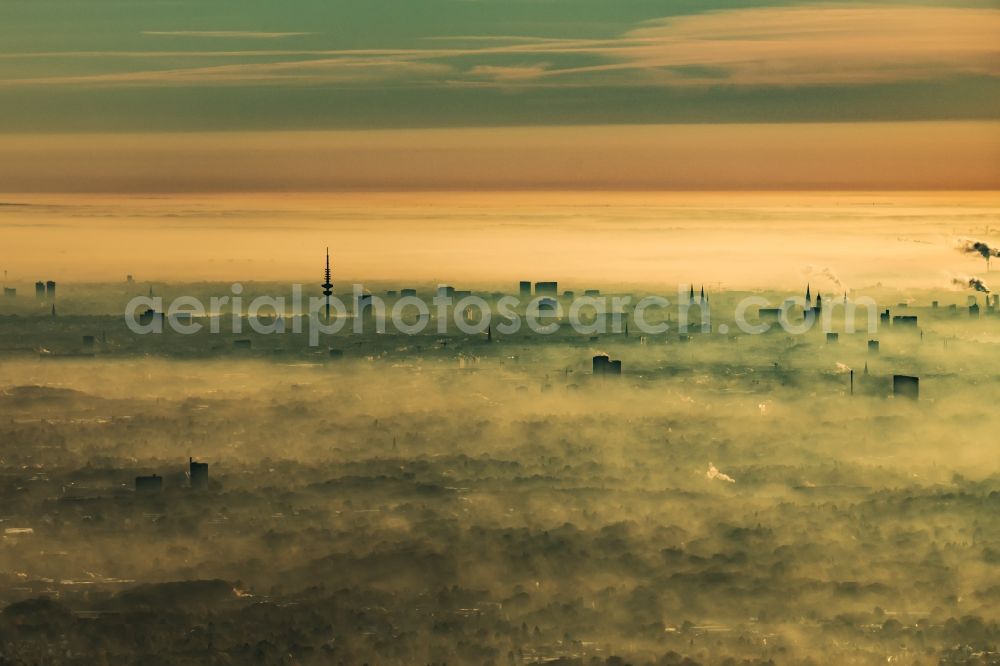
[356, 293, 373, 316]
[534, 281, 558, 296]
[135, 474, 163, 494]
[189, 458, 209, 490]
[45, 280, 56, 301]
[759, 308, 781, 324]
[592, 355, 622, 377]
[893, 375, 919, 400]
[35, 281, 45, 301]
[593, 355, 610, 375]
[519, 281, 531, 298]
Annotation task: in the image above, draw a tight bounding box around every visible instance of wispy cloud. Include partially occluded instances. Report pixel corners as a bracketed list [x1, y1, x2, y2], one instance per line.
[468, 64, 550, 81]
[4, 6, 999, 88]
[575, 5, 1000, 86]
[1, 58, 452, 87]
[142, 31, 315, 39]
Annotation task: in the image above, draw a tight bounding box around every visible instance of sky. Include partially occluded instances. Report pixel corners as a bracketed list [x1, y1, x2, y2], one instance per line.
[1, 191, 997, 285]
[0, 0, 998, 190]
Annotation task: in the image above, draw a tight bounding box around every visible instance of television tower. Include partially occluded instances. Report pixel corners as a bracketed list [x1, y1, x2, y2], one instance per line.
[322, 247, 333, 323]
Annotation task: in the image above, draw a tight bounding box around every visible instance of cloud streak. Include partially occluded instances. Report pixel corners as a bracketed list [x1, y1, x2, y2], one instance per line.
[2, 5, 997, 89]
[531, 5, 1000, 86]
[142, 31, 315, 39]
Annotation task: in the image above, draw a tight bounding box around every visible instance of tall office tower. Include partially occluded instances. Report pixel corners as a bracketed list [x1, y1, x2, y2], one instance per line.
[189, 458, 209, 490]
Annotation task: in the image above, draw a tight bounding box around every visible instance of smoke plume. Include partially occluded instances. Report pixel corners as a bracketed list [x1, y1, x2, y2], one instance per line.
[951, 276, 990, 293]
[960, 239, 1000, 259]
[803, 265, 843, 288]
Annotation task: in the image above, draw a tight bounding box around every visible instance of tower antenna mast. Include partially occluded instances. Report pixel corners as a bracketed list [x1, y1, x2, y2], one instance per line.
[322, 247, 333, 324]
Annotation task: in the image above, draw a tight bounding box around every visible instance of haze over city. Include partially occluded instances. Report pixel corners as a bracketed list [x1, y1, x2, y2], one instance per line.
[0, 1, 998, 665]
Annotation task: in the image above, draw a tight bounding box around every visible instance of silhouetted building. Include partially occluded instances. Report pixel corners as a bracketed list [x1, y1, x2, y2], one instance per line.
[135, 474, 162, 494]
[321, 247, 333, 323]
[537, 297, 558, 312]
[868, 339, 879, 354]
[893, 315, 918, 328]
[82, 335, 95, 349]
[759, 308, 781, 324]
[45, 281, 56, 300]
[400, 288, 417, 297]
[3, 287, 14, 298]
[138, 309, 163, 326]
[893, 375, 919, 400]
[437, 285, 455, 298]
[969, 303, 980, 318]
[563, 291, 575, 298]
[519, 281, 531, 298]
[880, 309, 890, 326]
[805, 284, 812, 308]
[592, 354, 622, 377]
[34, 281, 45, 301]
[584, 289, 600, 296]
[593, 355, 609, 375]
[534, 281, 558, 296]
[189, 458, 208, 490]
[826, 332, 839, 343]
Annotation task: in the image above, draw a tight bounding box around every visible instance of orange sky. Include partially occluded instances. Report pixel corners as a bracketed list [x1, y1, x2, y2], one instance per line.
[0, 190, 996, 287]
[1, 122, 997, 193]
